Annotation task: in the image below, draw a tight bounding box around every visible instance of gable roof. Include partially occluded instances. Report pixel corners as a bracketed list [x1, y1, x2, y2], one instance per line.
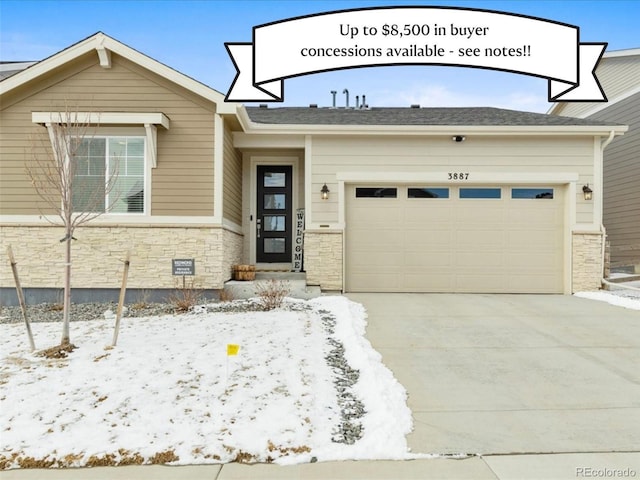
[246, 106, 622, 127]
[0, 61, 36, 80]
[0, 32, 237, 114]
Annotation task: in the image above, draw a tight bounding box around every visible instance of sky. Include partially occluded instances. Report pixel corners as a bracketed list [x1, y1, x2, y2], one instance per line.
[1, 0, 638, 112]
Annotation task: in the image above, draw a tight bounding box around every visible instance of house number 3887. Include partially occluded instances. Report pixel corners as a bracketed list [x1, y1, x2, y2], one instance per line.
[448, 172, 470, 180]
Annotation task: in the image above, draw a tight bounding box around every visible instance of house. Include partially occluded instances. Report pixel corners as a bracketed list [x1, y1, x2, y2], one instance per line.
[0, 33, 627, 304]
[549, 48, 640, 274]
[0, 62, 37, 81]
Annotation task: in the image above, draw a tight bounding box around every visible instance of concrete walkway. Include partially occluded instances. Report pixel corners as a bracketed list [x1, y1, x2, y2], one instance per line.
[2, 453, 639, 479]
[2, 453, 638, 479]
[348, 293, 640, 455]
[2, 294, 639, 479]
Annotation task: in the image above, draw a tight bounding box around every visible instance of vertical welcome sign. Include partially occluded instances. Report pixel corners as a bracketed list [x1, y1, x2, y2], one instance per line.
[293, 208, 304, 272]
[225, 6, 607, 103]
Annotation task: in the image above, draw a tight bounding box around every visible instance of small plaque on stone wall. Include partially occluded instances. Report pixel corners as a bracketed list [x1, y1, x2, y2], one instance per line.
[172, 258, 195, 276]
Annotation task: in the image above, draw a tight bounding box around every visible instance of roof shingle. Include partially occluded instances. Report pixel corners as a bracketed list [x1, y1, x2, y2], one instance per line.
[246, 106, 618, 127]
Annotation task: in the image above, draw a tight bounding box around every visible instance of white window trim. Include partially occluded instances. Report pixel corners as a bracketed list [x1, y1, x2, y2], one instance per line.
[32, 112, 169, 168]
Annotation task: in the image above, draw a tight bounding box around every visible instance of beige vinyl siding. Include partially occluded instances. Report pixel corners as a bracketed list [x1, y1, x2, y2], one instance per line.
[591, 91, 640, 267]
[0, 53, 217, 216]
[554, 55, 640, 117]
[0, 118, 50, 215]
[223, 121, 242, 225]
[311, 135, 596, 224]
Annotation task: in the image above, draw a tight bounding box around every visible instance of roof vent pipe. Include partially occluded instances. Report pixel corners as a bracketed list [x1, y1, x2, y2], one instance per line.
[330, 90, 337, 108]
[411, 104, 420, 108]
[343, 88, 349, 108]
[355, 95, 360, 109]
[362, 94, 366, 109]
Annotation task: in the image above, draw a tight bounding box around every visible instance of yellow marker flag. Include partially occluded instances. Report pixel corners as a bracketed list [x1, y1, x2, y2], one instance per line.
[227, 344, 240, 356]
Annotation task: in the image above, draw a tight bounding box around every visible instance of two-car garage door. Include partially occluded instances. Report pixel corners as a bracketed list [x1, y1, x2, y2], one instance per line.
[345, 184, 565, 293]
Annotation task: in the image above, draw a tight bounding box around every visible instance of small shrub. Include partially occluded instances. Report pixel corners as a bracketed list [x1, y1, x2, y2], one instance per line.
[47, 289, 65, 312]
[131, 289, 151, 311]
[256, 279, 290, 311]
[168, 280, 203, 313]
[149, 449, 179, 464]
[36, 342, 77, 359]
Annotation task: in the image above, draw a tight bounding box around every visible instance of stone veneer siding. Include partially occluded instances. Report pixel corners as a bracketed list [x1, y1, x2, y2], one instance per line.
[222, 227, 244, 284]
[304, 231, 343, 291]
[572, 232, 604, 292]
[0, 225, 242, 290]
[3, 226, 603, 294]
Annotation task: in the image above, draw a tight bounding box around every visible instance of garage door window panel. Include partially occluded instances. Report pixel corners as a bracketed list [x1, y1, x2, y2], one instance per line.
[355, 187, 397, 198]
[459, 188, 502, 199]
[512, 188, 554, 199]
[408, 187, 450, 198]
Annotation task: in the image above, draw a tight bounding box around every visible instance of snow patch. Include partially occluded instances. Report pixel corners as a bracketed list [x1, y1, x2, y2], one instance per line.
[0, 297, 414, 469]
[574, 290, 640, 311]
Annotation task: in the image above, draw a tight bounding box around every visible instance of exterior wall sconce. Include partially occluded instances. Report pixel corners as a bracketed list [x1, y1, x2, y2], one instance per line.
[582, 184, 593, 201]
[321, 183, 330, 200]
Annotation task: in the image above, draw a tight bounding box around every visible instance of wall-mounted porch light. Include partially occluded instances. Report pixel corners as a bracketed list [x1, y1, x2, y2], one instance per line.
[582, 184, 593, 201]
[321, 183, 330, 200]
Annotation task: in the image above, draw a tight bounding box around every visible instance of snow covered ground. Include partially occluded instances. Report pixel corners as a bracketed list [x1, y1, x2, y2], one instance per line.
[2, 289, 637, 470]
[0, 297, 414, 469]
[575, 281, 640, 311]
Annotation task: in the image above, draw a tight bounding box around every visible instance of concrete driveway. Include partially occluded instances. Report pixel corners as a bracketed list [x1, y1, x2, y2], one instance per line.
[346, 293, 640, 455]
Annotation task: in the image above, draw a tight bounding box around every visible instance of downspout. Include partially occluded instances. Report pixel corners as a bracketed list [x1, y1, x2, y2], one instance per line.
[600, 130, 616, 289]
[601, 129, 616, 150]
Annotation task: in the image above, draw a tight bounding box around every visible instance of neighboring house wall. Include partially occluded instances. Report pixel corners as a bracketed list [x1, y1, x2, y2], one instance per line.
[553, 54, 640, 118]
[551, 50, 640, 271]
[591, 91, 640, 268]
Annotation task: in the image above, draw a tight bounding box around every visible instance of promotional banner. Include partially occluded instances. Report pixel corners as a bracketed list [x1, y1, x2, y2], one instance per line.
[226, 6, 606, 103]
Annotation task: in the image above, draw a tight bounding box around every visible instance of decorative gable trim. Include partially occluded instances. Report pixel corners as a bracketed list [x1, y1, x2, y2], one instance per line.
[1, 32, 238, 115]
[95, 34, 112, 68]
[32, 111, 170, 168]
[32, 111, 170, 129]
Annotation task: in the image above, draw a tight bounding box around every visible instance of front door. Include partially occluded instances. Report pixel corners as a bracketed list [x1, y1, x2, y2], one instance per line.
[256, 166, 292, 263]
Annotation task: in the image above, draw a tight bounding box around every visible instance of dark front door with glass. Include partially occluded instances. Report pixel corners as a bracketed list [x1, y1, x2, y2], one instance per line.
[257, 166, 292, 263]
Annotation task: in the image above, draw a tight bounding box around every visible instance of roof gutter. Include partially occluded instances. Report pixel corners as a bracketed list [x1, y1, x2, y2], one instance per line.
[237, 120, 628, 137]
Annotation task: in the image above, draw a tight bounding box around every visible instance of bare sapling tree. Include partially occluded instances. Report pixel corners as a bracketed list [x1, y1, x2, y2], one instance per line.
[26, 109, 119, 346]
